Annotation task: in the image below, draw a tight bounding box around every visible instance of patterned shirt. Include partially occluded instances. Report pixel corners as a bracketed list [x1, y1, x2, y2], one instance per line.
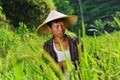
[43, 34, 81, 64]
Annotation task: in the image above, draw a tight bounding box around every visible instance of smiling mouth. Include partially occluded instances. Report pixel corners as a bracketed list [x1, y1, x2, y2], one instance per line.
[58, 32, 64, 34]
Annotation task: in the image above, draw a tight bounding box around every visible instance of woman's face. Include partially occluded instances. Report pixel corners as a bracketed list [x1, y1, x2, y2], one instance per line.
[48, 21, 66, 37]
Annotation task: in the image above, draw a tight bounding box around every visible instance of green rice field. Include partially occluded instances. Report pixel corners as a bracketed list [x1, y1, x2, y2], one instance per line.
[0, 27, 120, 80]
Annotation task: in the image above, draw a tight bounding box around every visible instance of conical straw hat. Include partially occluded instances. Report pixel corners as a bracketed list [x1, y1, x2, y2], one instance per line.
[36, 10, 78, 34]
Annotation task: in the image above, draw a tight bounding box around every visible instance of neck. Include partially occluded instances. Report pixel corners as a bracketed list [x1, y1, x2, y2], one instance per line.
[54, 35, 66, 43]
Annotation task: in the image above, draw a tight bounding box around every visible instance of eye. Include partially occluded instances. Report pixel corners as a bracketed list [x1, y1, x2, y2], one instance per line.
[60, 22, 65, 27]
[55, 25, 59, 29]
[61, 24, 65, 28]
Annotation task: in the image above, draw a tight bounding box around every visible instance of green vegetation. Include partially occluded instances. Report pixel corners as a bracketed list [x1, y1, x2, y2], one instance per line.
[0, 0, 120, 80]
[1, 0, 56, 29]
[59, 0, 120, 34]
[0, 25, 120, 79]
[1, 0, 120, 34]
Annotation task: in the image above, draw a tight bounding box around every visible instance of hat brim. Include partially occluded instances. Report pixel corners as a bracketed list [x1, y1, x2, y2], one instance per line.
[36, 15, 78, 34]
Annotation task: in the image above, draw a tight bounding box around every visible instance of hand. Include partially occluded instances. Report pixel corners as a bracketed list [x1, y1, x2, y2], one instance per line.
[57, 61, 67, 69]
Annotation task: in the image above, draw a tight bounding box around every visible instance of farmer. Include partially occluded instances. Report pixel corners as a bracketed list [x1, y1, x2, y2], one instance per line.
[36, 10, 82, 70]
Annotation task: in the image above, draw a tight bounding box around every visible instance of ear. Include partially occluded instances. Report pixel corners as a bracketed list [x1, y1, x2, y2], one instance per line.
[48, 27, 52, 33]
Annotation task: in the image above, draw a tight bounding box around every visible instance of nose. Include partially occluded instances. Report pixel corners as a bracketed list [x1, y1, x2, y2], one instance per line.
[59, 24, 65, 30]
[59, 25, 62, 30]
[58, 26, 65, 32]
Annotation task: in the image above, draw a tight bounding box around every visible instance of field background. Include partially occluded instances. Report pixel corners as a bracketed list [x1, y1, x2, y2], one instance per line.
[0, 0, 120, 80]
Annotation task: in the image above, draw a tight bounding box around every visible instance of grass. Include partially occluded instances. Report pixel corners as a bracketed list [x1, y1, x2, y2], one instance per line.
[0, 27, 120, 80]
[80, 32, 120, 80]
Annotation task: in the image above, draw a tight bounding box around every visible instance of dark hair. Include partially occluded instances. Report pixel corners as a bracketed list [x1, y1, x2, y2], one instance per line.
[47, 18, 65, 27]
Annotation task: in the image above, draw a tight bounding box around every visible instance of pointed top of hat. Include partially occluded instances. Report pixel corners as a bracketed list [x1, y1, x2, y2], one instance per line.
[45, 10, 67, 23]
[36, 10, 78, 34]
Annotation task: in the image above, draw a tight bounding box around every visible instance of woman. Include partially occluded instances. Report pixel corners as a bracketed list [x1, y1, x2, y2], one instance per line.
[36, 10, 81, 69]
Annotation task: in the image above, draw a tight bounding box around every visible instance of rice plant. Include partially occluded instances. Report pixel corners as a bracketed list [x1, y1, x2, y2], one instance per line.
[0, 15, 120, 79]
